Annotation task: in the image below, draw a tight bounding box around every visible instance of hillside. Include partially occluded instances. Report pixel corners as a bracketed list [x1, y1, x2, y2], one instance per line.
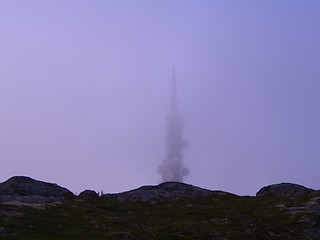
[0, 176, 320, 239]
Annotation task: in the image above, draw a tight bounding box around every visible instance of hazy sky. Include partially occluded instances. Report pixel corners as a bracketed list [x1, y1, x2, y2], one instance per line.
[0, 1, 319, 196]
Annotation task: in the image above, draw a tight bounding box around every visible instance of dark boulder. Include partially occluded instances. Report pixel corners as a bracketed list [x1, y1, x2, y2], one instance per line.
[78, 190, 99, 200]
[0, 176, 74, 202]
[256, 183, 315, 197]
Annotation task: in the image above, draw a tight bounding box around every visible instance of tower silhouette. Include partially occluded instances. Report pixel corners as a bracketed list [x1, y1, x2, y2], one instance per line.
[157, 68, 189, 182]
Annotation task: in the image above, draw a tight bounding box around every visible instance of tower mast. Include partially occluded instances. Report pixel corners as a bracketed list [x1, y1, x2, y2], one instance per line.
[171, 66, 177, 113]
[157, 68, 189, 182]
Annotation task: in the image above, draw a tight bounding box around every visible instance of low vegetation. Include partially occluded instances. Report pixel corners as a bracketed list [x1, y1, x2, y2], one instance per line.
[1, 192, 319, 240]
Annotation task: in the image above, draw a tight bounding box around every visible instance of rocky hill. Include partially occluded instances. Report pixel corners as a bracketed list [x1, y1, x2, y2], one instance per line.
[256, 183, 316, 197]
[0, 176, 320, 239]
[0, 176, 73, 202]
[102, 181, 234, 203]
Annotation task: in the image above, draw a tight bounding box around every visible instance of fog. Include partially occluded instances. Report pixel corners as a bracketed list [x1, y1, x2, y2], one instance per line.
[0, 1, 319, 196]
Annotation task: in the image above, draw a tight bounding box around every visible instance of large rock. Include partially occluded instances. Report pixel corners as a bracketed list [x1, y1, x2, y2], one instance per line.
[0, 176, 74, 202]
[256, 183, 315, 197]
[78, 190, 99, 200]
[102, 181, 234, 203]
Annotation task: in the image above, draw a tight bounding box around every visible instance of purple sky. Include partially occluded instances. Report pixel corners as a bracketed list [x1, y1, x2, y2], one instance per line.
[0, 1, 319, 196]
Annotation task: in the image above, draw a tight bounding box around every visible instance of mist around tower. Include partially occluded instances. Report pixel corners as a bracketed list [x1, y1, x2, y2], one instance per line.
[158, 68, 189, 183]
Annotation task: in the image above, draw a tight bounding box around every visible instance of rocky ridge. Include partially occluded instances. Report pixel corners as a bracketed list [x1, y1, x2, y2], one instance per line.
[1, 176, 319, 203]
[256, 182, 316, 197]
[101, 181, 234, 203]
[0, 176, 73, 203]
[1, 176, 320, 239]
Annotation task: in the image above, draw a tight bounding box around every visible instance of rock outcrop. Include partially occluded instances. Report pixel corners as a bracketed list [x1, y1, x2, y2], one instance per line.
[0, 176, 74, 202]
[102, 181, 234, 203]
[78, 190, 99, 200]
[256, 183, 315, 197]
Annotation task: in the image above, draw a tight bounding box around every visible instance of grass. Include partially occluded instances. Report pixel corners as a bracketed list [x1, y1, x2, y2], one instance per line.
[0, 193, 319, 240]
